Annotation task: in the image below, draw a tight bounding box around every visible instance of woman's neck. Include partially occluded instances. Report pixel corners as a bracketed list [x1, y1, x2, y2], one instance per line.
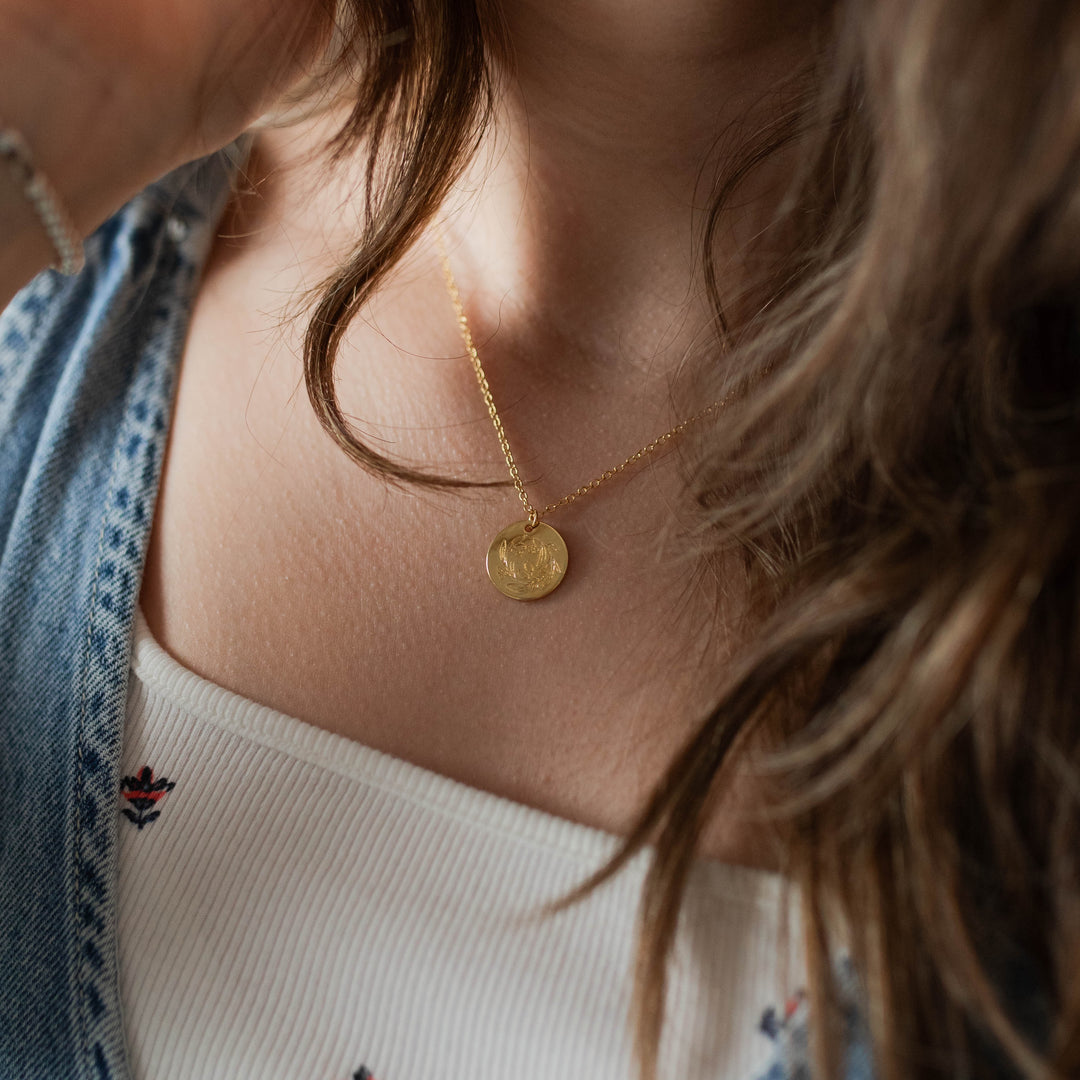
[240, 0, 818, 382]
[446, 0, 815, 377]
[498, 0, 806, 174]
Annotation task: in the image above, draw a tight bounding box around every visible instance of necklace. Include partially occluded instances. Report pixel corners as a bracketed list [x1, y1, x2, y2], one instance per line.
[439, 247, 728, 601]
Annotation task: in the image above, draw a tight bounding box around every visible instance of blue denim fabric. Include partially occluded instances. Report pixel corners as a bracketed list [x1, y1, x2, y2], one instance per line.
[0, 138, 876, 1080]
[0, 142, 245, 1080]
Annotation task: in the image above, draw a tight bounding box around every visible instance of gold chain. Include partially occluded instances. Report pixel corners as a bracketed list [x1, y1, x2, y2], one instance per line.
[438, 244, 729, 529]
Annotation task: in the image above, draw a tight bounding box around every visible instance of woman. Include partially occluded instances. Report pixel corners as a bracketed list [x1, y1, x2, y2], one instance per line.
[0, 0, 1075, 1078]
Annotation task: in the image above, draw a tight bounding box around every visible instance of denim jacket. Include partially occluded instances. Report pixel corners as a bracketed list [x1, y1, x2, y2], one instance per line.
[0, 142, 875, 1080]
[0, 143, 244, 1079]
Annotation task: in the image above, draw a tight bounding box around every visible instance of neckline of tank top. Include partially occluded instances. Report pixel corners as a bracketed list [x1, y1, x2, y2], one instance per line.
[128, 602, 789, 905]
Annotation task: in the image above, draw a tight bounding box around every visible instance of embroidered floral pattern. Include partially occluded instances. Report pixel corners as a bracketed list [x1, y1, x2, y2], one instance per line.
[120, 766, 175, 829]
[756, 989, 812, 1080]
[753, 958, 875, 1080]
[760, 990, 808, 1041]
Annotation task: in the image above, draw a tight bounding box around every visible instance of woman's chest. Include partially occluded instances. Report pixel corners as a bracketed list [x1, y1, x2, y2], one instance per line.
[137, 280, 727, 838]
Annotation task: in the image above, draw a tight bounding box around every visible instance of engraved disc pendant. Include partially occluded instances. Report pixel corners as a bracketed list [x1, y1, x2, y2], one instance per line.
[486, 520, 568, 600]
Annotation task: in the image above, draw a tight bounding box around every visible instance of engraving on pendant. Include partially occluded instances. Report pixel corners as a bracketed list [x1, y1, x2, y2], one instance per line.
[486, 520, 568, 600]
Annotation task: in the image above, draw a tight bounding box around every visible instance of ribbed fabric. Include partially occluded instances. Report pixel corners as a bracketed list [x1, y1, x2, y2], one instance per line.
[117, 605, 803, 1080]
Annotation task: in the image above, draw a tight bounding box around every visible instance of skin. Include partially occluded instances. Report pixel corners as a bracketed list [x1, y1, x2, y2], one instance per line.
[0, 0, 331, 304]
[3, 0, 815, 867]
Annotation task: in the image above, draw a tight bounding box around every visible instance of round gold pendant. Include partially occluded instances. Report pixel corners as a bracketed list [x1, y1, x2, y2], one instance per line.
[486, 520, 568, 600]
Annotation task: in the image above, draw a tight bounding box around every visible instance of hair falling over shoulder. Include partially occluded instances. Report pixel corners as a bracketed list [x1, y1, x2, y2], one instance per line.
[286, 1, 1080, 1076]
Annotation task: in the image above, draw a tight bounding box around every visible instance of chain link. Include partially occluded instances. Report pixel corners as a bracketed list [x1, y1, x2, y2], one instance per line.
[438, 241, 728, 529]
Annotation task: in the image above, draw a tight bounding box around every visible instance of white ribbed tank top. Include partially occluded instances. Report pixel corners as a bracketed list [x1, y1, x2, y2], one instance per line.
[117, 605, 804, 1080]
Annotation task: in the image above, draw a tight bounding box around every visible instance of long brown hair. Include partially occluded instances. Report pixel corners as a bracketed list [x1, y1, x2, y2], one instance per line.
[277, 1, 1080, 1076]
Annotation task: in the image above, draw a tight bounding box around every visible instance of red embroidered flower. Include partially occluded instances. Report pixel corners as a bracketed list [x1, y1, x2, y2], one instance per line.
[120, 766, 175, 829]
